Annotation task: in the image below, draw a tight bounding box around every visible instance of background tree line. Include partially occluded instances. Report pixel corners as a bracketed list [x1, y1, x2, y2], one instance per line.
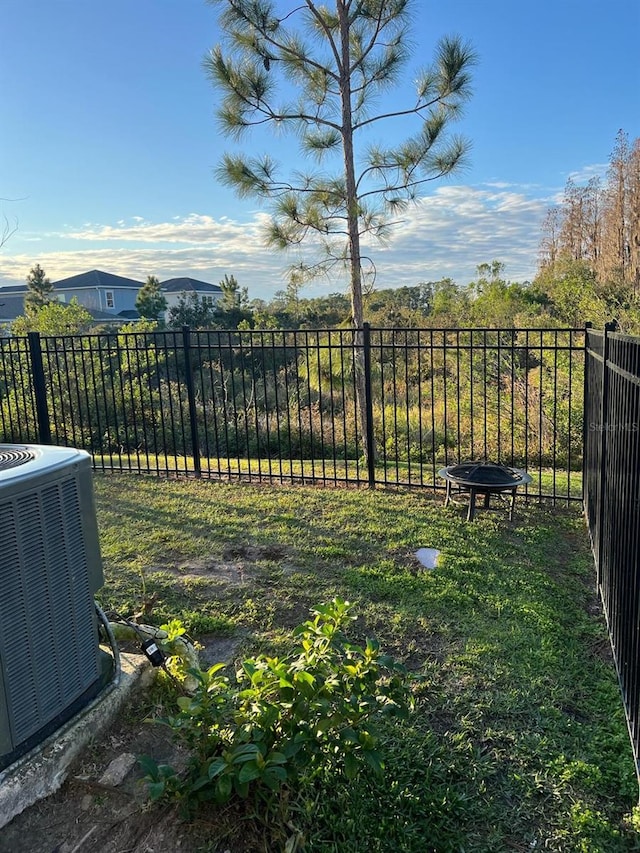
[537, 129, 640, 331]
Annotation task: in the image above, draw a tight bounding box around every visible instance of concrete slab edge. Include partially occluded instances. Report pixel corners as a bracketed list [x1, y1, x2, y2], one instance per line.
[0, 652, 153, 829]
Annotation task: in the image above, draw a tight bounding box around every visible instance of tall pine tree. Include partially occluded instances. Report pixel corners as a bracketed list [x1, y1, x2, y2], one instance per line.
[205, 0, 475, 459]
[25, 264, 54, 313]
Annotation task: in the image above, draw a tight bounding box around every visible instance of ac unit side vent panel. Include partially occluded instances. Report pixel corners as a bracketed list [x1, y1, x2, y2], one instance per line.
[0, 474, 100, 747]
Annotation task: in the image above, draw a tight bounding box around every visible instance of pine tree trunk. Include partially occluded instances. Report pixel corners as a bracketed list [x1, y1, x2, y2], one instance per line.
[337, 0, 374, 475]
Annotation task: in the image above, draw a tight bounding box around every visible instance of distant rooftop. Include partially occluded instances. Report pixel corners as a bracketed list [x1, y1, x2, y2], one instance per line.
[161, 277, 223, 294]
[0, 294, 27, 321]
[0, 270, 145, 293]
[0, 271, 224, 298]
[53, 270, 145, 290]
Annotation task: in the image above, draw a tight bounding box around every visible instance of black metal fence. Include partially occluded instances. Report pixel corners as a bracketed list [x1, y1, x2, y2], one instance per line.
[4, 321, 640, 773]
[0, 325, 585, 499]
[584, 324, 640, 772]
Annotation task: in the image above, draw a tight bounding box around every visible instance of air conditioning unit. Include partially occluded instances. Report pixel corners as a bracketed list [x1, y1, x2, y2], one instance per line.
[0, 444, 106, 771]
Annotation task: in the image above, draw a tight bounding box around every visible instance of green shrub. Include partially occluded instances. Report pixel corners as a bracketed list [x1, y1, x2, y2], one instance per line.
[141, 598, 414, 814]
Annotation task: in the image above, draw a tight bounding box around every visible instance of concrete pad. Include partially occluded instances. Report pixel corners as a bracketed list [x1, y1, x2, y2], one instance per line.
[0, 652, 153, 829]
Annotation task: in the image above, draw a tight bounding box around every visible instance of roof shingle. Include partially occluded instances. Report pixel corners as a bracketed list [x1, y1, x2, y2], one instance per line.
[53, 270, 144, 290]
[161, 277, 222, 294]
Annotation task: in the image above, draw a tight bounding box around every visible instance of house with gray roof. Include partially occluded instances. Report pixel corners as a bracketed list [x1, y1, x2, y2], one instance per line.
[52, 270, 145, 315]
[0, 288, 124, 333]
[0, 270, 225, 331]
[0, 294, 27, 328]
[0, 269, 144, 320]
[160, 277, 223, 313]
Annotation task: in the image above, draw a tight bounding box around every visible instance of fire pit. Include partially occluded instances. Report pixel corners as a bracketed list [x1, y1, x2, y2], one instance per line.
[438, 461, 532, 521]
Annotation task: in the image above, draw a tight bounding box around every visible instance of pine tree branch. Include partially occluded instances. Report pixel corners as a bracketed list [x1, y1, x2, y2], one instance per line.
[357, 170, 456, 201]
[352, 95, 452, 131]
[348, 1, 387, 76]
[304, 0, 343, 73]
[224, 0, 341, 83]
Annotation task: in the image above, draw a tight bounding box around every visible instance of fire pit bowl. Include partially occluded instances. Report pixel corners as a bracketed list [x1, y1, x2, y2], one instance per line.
[438, 461, 532, 521]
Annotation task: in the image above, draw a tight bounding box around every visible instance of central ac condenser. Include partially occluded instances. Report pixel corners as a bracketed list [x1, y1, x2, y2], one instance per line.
[0, 444, 106, 770]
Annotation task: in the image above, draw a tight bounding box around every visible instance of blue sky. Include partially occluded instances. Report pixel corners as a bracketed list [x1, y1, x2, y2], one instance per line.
[1, 0, 638, 301]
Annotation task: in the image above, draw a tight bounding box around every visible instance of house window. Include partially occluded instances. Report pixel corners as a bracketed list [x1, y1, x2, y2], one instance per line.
[202, 295, 214, 305]
[105, 291, 115, 309]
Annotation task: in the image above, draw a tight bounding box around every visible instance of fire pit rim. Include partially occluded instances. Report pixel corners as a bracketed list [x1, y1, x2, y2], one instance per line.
[438, 460, 532, 490]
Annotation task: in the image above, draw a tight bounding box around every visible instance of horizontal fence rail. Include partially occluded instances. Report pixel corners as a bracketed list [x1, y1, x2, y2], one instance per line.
[584, 326, 640, 774]
[0, 325, 585, 500]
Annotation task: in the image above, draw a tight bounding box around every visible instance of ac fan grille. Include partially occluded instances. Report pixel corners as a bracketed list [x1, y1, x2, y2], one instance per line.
[0, 449, 35, 472]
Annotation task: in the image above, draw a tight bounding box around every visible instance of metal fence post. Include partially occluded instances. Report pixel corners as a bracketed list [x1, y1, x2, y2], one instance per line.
[362, 322, 376, 488]
[582, 322, 593, 509]
[27, 331, 51, 444]
[182, 326, 201, 477]
[596, 321, 616, 587]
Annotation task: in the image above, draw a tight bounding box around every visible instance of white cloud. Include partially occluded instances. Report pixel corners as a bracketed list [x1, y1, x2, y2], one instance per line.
[567, 163, 608, 183]
[64, 213, 268, 247]
[365, 185, 547, 283]
[0, 184, 547, 297]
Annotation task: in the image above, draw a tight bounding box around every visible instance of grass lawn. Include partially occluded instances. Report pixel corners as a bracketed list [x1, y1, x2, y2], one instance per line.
[94, 474, 638, 852]
[93, 453, 584, 500]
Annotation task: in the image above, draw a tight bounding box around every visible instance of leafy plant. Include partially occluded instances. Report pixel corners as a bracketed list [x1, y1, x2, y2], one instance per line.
[141, 598, 414, 812]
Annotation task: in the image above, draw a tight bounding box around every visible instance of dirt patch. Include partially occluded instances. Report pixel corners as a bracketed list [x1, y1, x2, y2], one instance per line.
[151, 544, 291, 586]
[0, 631, 253, 853]
[222, 543, 287, 562]
[162, 558, 253, 585]
[198, 633, 247, 668]
[0, 709, 190, 853]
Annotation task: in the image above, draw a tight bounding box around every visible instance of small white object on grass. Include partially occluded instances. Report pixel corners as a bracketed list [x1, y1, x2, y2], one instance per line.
[415, 548, 440, 570]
